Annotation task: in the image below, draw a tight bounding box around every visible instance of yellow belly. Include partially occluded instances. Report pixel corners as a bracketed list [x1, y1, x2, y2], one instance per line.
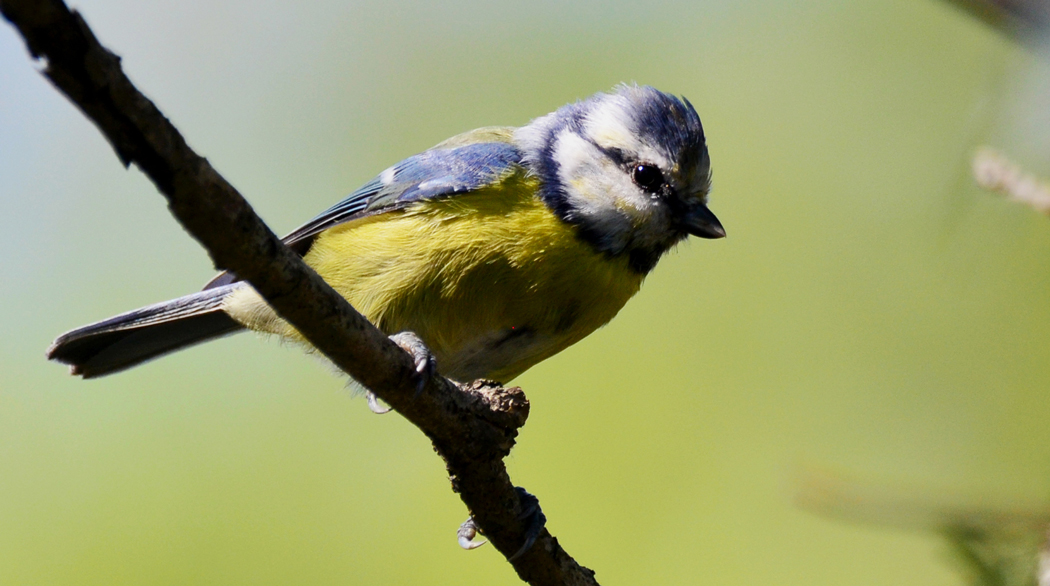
[225, 172, 644, 382]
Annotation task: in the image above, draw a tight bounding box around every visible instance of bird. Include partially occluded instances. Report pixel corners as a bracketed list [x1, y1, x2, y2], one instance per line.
[47, 84, 724, 386]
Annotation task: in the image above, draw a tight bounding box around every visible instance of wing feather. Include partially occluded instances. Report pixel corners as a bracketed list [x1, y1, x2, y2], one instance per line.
[203, 131, 522, 290]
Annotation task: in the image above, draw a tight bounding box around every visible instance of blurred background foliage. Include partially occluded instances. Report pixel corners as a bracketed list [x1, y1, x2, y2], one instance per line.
[3, 0, 1050, 584]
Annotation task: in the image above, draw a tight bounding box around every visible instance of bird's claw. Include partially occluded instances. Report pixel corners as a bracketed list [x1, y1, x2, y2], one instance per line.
[458, 517, 487, 550]
[509, 487, 546, 562]
[390, 331, 436, 394]
[457, 489, 545, 559]
[365, 391, 391, 414]
[364, 332, 434, 414]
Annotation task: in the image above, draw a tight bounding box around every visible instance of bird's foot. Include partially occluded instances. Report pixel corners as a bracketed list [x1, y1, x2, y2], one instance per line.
[457, 487, 546, 561]
[509, 487, 546, 561]
[363, 332, 437, 414]
[390, 331, 437, 395]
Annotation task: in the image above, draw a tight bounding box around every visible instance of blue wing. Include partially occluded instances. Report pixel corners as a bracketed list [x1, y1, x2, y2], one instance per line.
[203, 137, 523, 290]
[281, 140, 523, 249]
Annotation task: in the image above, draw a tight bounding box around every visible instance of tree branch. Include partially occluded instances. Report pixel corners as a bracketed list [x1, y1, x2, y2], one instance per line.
[0, 1, 597, 584]
[942, 0, 1050, 40]
[973, 148, 1050, 215]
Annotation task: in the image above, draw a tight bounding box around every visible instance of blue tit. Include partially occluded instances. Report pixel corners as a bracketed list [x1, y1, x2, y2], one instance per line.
[48, 84, 724, 383]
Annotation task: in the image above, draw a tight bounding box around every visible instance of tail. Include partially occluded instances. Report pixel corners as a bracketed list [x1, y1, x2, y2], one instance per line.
[47, 284, 246, 378]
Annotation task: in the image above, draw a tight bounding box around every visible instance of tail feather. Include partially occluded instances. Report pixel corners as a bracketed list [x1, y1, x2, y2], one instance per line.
[48, 285, 246, 378]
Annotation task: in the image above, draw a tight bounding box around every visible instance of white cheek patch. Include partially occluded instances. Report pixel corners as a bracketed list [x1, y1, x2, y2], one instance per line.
[552, 131, 606, 202]
[552, 129, 670, 253]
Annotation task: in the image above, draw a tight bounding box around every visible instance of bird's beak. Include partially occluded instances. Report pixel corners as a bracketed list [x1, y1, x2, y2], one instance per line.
[681, 203, 726, 239]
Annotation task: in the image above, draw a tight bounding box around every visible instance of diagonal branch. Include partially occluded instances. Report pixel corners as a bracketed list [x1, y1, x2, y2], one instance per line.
[0, 1, 598, 584]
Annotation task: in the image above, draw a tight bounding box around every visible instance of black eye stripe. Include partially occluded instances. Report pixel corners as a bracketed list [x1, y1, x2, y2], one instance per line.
[583, 135, 666, 194]
[631, 163, 664, 193]
[591, 143, 626, 166]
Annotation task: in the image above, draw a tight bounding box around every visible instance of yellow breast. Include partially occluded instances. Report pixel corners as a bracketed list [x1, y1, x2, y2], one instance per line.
[226, 170, 645, 383]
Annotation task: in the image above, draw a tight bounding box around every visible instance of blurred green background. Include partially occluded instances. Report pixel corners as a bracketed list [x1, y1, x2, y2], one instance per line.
[3, 0, 1050, 584]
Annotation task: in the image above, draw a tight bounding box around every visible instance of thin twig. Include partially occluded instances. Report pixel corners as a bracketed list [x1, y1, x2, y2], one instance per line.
[942, 0, 1050, 40]
[973, 148, 1050, 215]
[0, 1, 598, 584]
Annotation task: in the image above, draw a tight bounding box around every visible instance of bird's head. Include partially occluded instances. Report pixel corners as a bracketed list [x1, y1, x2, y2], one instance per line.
[517, 85, 723, 274]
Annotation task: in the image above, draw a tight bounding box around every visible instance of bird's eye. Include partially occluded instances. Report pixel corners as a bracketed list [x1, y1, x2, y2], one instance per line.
[631, 164, 664, 193]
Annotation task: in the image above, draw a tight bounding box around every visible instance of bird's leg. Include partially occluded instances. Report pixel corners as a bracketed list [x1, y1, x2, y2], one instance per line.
[390, 331, 437, 395]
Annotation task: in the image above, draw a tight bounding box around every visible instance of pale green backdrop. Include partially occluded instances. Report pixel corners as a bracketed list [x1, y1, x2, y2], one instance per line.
[2, 1, 1049, 584]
